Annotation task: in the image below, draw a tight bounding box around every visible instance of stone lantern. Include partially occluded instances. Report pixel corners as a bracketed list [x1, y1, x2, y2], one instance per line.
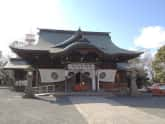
[24, 70, 34, 98]
[129, 69, 139, 96]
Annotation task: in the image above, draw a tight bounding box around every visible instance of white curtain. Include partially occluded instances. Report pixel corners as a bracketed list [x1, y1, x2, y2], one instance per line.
[98, 69, 117, 82]
[39, 69, 65, 83]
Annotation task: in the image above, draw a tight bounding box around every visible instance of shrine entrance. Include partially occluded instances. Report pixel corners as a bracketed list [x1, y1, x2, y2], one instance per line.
[75, 72, 81, 84]
[67, 63, 96, 92]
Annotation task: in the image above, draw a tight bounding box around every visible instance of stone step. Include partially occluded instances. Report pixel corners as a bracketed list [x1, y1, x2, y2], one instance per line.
[34, 92, 122, 97]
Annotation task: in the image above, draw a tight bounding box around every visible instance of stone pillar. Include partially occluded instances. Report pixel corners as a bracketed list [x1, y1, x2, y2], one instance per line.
[35, 69, 38, 87]
[8, 70, 15, 87]
[24, 71, 34, 98]
[92, 70, 96, 91]
[97, 72, 100, 91]
[65, 70, 68, 92]
[130, 70, 139, 96]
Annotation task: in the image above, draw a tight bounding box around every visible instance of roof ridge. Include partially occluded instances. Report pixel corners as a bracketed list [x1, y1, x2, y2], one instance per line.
[38, 28, 110, 35]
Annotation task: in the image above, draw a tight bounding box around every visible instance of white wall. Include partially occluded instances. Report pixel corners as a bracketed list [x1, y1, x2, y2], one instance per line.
[39, 69, 65, 83]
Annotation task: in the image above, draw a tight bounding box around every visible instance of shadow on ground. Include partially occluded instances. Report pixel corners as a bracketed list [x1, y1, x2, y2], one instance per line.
[35, 94, 165, 109]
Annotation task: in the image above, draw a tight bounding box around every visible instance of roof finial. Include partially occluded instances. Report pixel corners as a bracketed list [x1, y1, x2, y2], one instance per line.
[76, 27, 83, 39]
[78, 27, 82, 32]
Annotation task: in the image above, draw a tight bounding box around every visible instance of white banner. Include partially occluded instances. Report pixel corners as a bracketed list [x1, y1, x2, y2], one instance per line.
[98, 69, 116, 82]
[39, 69, 65, 83]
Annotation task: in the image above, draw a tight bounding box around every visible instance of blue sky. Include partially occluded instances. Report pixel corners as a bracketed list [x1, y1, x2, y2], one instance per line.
[0, 0, 165, 56]
[59, 0, 165, 48]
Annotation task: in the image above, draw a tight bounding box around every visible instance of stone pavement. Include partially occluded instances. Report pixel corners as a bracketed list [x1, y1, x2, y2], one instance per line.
[0, 89, 87, 124]
[1, 88, 165, 124]
[107, 96, 165, 119]
[69, 96, 165, 124]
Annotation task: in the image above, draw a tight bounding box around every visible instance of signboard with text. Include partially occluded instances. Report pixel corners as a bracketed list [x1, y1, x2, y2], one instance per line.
[68, 63, 95, 70]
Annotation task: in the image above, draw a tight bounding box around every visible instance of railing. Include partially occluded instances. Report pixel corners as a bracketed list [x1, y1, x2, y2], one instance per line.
[10, 41, 27, 48]
[100, 83, 128, 91]
[15, 80, 28, 86]
[32, 85, 55, 94]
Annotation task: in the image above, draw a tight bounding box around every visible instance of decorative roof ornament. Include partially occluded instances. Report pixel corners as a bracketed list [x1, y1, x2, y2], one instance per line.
[53, 28, 89, 48]
[75, 28, 90, 43]
[77, 27, 82, 33]
[74, 28, 83, 40]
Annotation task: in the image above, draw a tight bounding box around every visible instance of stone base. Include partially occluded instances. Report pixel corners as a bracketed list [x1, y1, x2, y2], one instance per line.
[24, 87, 35, 98]
[23, 93, 35, 98]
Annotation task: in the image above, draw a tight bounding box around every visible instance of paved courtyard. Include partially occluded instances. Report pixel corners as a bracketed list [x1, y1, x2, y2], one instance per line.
[107, 95, 165, 119]
[0, 88, 87, 124]
[0, 88, 165, 124]
[70, 96, 165, 124]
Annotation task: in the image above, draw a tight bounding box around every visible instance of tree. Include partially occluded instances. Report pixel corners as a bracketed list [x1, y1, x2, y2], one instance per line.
[140, 50, 154, 81]
[152, 45, 165, 83]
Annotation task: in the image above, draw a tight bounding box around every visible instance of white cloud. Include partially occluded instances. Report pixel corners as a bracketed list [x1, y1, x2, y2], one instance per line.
[134, 26, 165, 49]
[0, 0, 71, 56]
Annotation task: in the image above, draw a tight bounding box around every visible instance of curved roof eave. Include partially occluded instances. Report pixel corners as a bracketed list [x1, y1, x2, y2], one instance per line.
[9, 45, 49, 54]
[49, 41, 142, 58]
[10, 42, 142, 60]
[49, 42, 105, 54]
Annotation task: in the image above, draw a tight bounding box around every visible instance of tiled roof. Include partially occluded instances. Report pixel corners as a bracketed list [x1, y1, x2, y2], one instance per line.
[10, 28, 142, 56]
[4, 58, 30, 69]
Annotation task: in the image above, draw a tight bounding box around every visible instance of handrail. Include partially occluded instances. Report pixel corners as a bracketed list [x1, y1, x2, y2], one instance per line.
[32, 85, 55, 94]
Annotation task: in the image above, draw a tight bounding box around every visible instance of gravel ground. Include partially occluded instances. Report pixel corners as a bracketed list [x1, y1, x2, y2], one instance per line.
[0, 88, 87, 124]
[106, 95, 165, 119]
